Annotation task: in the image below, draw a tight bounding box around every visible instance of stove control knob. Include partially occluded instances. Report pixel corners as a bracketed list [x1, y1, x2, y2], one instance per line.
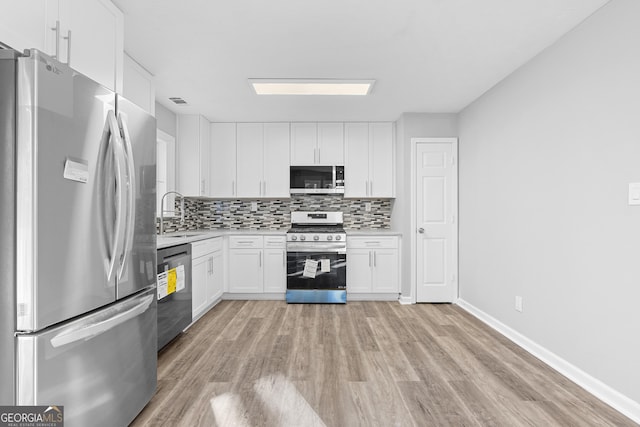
[300, 235, 306, 241]
[314, 235, 319, 241]
[327, 235, 333, 241]
[291, 235, 297, 241]
[335, 235, 342, 241]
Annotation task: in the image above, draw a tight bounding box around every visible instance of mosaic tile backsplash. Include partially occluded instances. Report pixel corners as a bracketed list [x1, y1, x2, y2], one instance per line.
[157, 195, 391, 233]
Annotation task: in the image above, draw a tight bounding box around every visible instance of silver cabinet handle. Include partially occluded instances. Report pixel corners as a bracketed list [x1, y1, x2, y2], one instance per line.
[373, 251, 377, 267]
[63, 30, 71, 64]
[282, 251, 285, 267]
[418, 227, 425, 234]
[317, 147, 321, 164]
[51, 20, 60, 59]
[370, 180, 373, 196]
[368, 251, 372, 267]
[259, 252, 262, 267]
[263, 181, 267, 196]
[232, 181, 236, 196]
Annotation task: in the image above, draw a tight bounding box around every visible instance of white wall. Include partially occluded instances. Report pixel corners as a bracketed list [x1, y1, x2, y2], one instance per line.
[458, 0, 640, 411]
[393, 113, 457, 298]
[155, 102, 176, 137]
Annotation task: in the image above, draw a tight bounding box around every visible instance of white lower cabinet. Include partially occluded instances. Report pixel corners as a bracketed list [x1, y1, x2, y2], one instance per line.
[191, 237, 223, 319]
[263, 236, 287, 293]
[228, 235, 286, 294]
[347, 235, 400, 294]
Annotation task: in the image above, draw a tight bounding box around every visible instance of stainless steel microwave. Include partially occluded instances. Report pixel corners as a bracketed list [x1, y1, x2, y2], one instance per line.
[290, 166, 345, 194]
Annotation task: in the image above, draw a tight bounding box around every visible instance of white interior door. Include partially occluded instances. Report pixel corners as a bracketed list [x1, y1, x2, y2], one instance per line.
[415, 140, 458, 302]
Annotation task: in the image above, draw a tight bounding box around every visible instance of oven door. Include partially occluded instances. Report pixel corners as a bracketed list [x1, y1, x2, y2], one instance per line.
[287, 250, 346, 290]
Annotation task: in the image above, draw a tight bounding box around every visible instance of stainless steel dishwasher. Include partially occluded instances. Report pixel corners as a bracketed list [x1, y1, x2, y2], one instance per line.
[156, 243, 192, 350]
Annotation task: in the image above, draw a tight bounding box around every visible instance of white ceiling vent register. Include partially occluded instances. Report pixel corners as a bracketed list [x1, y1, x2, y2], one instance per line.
[169, 97, 188, 105]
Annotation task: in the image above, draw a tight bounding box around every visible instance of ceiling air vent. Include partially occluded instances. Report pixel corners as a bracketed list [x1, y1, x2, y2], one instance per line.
[169, 97, 188, 105]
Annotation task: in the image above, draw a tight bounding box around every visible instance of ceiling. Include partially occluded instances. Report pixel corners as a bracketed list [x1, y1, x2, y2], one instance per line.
[112, 0, 609, 122]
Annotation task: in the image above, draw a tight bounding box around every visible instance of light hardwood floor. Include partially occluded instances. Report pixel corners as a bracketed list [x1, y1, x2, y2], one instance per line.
[131, 301, 637, 426]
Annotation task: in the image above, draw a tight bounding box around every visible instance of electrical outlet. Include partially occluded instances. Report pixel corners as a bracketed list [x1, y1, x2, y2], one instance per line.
[515, 296, 523, 312]
[365, 202, 371, 212]
[251, 201, 258, 212]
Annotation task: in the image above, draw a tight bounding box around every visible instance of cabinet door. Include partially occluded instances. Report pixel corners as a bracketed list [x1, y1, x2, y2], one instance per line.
[344, 123, 370, 197]
[228, 249, 263, 293]
[61, 0, 123, 91]
[263, 249, 286, 293]
[263, 123, 290, 197]
[346, 249, 372, 293]
[0, 0, 56, 55]
[208, 249, 224, 304]
[177, 115, 201, 196]
[369, 122, 394, 197]
[317, 122, 344, 165]
[210, 123, 237, 197]
[199, 117, 210, 196]
[236, 123, 264, 198]
[123, 53, 155, 115]
[290, 123, 317, 165]
[372, 249, 399, 293]
[192, 256, 209, 318]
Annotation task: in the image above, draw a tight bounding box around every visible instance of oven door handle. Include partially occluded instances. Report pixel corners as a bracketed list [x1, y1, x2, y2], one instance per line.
[286, 244, 346, 254]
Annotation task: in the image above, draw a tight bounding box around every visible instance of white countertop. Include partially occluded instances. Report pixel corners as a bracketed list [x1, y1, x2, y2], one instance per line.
[157, 229, 286, 249]
[346, 229, 402, 236]
[157, 228, 401, 249]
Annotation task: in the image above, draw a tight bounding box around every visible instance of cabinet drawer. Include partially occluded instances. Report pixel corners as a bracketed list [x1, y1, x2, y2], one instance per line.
[347, 236, 399, 249]
[229, 235, 263, 249]
[264, 235, 286, 248]
[191, 237, 222, 259]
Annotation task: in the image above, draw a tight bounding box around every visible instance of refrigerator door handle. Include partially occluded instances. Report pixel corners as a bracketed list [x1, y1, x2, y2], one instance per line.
[110, 112, 127, 280]
[49, 293, 154, 348]
[98, 111, 124, 282]
[116, 114, 137, 280]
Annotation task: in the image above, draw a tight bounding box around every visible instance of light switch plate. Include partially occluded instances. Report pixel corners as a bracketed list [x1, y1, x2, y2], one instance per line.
[629, 183, 640, 205]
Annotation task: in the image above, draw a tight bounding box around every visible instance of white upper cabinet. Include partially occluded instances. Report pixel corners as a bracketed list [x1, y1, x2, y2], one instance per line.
[236, 123, 290, 198]
[236, 123, 263, 198]
[123, 53, 155, 115]
[317, 123, 344, 165]
[290, 122, 344, 165]
[177, 115, 210, 197]
[262, 123, 290, 197]
[0, 1, 57, 55]
[61, 0, 123, 92]
[0, 0, 124, 92]
[344, 122, 395, 198]
[210, 123, 237, 198]
[290, 123, 316, 165]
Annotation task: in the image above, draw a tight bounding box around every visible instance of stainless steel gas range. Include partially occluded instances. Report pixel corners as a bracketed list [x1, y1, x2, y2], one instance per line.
[286, 211, 347, 303]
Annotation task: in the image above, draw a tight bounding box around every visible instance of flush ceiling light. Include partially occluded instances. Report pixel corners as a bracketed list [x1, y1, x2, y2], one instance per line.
[249, 79, 375, 96]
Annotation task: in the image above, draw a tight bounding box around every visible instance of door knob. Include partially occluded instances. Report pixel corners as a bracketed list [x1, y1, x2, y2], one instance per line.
[418, 227, 425, 234]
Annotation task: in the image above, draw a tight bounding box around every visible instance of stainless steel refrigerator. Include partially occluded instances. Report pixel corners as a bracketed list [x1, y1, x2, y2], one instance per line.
[0, 48, 157, 426]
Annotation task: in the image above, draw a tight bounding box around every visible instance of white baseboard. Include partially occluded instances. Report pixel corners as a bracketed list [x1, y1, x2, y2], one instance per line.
[223, 293, 285, 301]
[456, 298, 640, 424]
[347, 293, 399, 302]
[398, 296, 414, 305]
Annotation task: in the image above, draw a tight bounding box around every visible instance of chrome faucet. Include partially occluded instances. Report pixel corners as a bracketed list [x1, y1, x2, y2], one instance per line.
[159, 191, 185, 235]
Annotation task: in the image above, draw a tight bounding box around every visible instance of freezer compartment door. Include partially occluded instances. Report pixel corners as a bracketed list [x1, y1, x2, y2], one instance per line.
[16, 288, 157, 426]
